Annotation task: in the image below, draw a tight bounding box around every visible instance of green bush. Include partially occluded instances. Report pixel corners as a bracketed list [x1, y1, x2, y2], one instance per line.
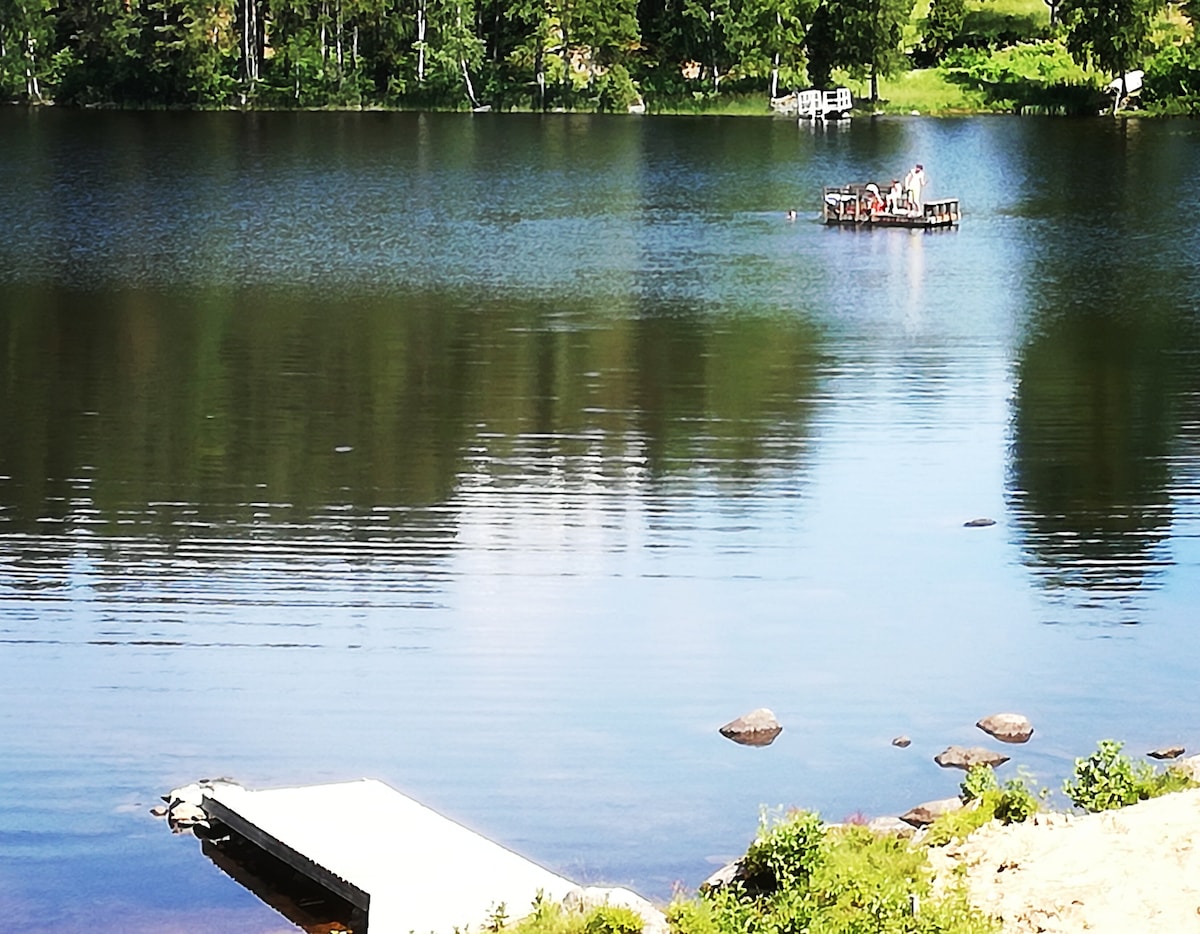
[1063, 739, 1198, 812]
[504, 893, 646, 934]
[924, 768, 1040, 846]
[670, 814, 999, 934]
[740, 808, 826, 891]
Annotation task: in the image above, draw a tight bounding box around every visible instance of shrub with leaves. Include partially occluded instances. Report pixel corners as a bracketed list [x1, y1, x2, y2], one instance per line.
[1064, 739, 1198, 812]
[740, 808, 825, 891]
[669, 813, 999, 934]
[925, 768, 1040, 845]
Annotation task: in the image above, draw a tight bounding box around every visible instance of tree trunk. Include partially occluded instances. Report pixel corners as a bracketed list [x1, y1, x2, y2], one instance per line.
[320, 0, 328, 63]
[769, 12, 781, 99]
[870, 64, 878, 102]
[240, 0, 260, 93]
[457, 3, 479, 107]
[417, 0, 426, 82]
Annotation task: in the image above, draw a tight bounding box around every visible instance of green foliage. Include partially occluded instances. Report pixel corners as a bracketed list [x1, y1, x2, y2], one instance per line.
[924, 769, 1041, 846]
[741, 808, 826, 890]
[1058, 0, 1163, 79]
[1064, 740, 1199, 812]
[940, 40, 1099, 111]
[959, 764, 999, 802]
[498, 892, 646, 934]
[670, 818, 999, 934]
[923, 0, 968, 63]
[1144, 38, 1200, 112]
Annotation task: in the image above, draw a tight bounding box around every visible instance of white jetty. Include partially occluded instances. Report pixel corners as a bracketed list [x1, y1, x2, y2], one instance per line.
[770, 87, 853, 120]
[201, 779, 580, 934]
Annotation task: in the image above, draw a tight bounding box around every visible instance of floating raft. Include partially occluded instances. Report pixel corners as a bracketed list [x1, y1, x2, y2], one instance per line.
[822, 184, 960, 229]
[202, 779, 578, 934]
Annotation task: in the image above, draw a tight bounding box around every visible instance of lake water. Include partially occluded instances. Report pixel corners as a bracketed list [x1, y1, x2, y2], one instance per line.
[2, 109, 1199, 933]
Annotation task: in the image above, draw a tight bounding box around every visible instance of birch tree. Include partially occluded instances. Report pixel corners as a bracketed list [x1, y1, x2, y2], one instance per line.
[0, 0, 54, 100]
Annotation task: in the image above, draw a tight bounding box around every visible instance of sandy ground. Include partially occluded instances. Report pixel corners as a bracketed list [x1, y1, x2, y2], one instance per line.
[927, 788, 1200, 933]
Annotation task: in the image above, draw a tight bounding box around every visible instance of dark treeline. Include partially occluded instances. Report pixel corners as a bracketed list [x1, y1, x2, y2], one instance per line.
[0, 0, 1198, 111]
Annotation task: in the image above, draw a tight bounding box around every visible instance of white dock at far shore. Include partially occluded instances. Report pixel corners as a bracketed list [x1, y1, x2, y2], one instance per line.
[202, 778, 579, 934]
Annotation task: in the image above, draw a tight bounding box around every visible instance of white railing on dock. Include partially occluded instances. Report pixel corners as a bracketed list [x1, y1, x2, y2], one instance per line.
[771, 87, 853, 120]
[797, 87, 852, 119]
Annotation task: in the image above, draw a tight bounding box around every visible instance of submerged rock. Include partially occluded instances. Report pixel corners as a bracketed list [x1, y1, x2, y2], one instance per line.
[977, 713, 1034, 744]
[719, 708, 783, 746]
[1148, 745, 1185, 760]
[934, 745, 1010, 770]
[900, 797, 963, 828]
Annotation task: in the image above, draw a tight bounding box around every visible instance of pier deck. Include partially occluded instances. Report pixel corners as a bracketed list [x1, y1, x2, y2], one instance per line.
[202, 779, 578, 934]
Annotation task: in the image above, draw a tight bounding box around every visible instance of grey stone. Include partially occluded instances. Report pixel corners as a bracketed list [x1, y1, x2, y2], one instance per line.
[168, 802, 207, 827]
[165, 782, 204, 807]
[719, 708, 782, 746]
[934, 745, 1010, 770]
[866, 816, 914, 836]
[1173, 754, 1200, 781]
[700, 860, 744, 892]
[900, 797, 963, 828]
[892, 735, 912, 748]
[976, 713, 1034, 744]
[963, 518, 996, 527]
[1148, 745, 1185, 760]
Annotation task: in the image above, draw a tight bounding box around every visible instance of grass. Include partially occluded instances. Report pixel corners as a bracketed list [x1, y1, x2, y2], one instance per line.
[845, 67, 994, 113]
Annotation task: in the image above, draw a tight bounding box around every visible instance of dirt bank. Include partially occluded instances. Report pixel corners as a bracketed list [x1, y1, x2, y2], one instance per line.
[928, 788, 1200, 933]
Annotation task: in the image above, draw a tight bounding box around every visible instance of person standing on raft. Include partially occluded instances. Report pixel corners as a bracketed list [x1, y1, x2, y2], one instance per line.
[903, 164, 927, 215]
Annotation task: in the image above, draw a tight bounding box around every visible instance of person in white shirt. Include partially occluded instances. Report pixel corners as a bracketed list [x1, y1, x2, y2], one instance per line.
[903, 164, 927, 214]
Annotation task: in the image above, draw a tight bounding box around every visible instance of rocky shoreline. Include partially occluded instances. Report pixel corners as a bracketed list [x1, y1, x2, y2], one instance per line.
[154, 710, 1198, 934]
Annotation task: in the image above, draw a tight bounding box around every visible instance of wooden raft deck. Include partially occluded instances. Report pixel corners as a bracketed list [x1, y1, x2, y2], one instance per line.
[822, 184, 960, 229]
[202, 779, 579, 934]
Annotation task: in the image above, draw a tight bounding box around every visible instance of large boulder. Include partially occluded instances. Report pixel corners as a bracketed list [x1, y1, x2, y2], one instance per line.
[900, 797, 963, 828]
[976, 713, 1034, 744]
[719, 708, 782, 746]
[934, 746, 1010, 770]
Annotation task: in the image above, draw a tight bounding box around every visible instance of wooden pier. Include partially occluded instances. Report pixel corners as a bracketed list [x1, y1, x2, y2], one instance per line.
[201, 779, 579, 934]
[822, 184, 960, 229]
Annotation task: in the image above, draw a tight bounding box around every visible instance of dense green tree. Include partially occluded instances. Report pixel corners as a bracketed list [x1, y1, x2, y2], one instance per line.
[923, 0, 965, 63]
[1058, 0, 1162, 104]
[805, 0, 914, 97]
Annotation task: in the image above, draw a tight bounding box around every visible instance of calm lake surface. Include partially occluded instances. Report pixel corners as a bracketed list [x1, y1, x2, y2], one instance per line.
[2, 108, 1200, 932]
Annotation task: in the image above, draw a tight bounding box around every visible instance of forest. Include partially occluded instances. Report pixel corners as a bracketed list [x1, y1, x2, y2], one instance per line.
[1, 0, 1199, 114]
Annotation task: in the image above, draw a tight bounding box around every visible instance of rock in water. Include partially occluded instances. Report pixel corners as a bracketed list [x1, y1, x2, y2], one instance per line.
[963, 518, 996, 527]
[892, 735, 912, 748]
[719, 708, 783, 746]
[977, 713, 1035, 744]
[1148, 745, 1185, 760]
[934, 745, 1010, 770]
[900, 797, 963, 828]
